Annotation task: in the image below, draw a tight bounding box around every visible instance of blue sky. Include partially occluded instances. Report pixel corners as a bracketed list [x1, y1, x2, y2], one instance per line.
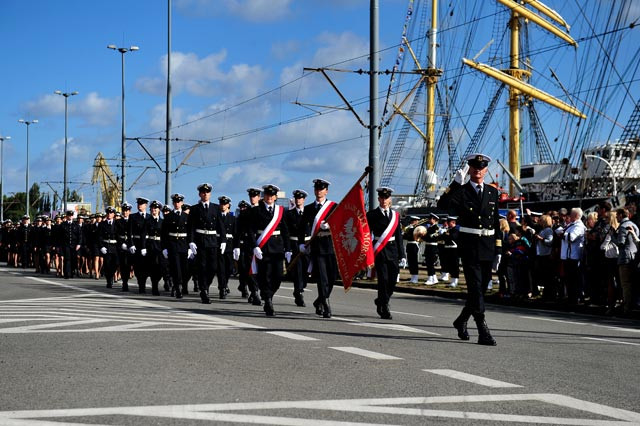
[1, 0, 639, 213]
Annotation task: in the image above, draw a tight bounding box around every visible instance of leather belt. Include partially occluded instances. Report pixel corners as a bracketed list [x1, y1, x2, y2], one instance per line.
[225, 234, 234, 239]
[118, 235, 127, 239]
[146, 236, 161, 241]
[444, 244, 458, 248]
[291, 236, 311, 241]
[407, 241, 419, 245]
[196, 229, 218, 235]
[373, 237, 395, 243]
[168, 232, 187, 238]
[459, 226, 495, 236]
[132, 235, 142, 239]
[258, 230, 280, 236]
[424, 242, 438, 246]
[102, 239, 117, 244]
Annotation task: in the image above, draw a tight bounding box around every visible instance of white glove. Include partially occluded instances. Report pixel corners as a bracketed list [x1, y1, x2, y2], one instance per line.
[121, 243, 128, 251]
[492, 254, 502, 272]
[299, 243, 310, 254]
[220, 242, 227, 254]
[141, 248, 147, 257]
[232, 248, 240, 261]
[187, 248, 194, 259]
[453, 164, 469, 184]
[100, 247, 107, 255]
[253, 246, 263, 260]
[438, 227, 446, 234]
[162, 249, 168, 259]
[399, 258, 407, 268]
[320, 221, 330, 230]
[75, 245, 81, 251]
[285, 251, 292, 263]
[129, 246, 136, 254]
[189, 242, 197, 255]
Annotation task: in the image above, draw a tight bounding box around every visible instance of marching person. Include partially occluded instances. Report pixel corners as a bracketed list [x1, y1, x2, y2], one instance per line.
[57, 210, 82, 279]
[161, 194, 190, 299]
[284, 189, 310, 307]
[98, 206, 119, 288]
[248, 184, 291, 316]
[299, 178, 338, 318]
[423, 213, 440, 285]
[116, 202, 133, 292]
[367, 187, 406, 319]
[146, 200, 165, 296]
[438, 153, 501, 346]
[217, 195, 235, 299]
[402, 216, 421, 284]
[129, 197, 150, 294]
[187, 183, 227, 304]
[441, 216, 460, 288]
[234, 187, 263, 304]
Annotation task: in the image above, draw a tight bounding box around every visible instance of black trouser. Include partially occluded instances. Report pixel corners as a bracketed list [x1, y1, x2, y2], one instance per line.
[257, 253, 284, 300]
[289, 247, 309, 294]
[20, 244, 30, 269]
[563, 259, 581, 304]
[218, 251, 233, 291]
[375, 257, 398, 305]
[196, 246, 218, 295]
[424, 245, 438, 276]
[443, 248, 459, 278]
[406, 243, 419, 275]
[102, 252, 118, 285]
[238, 247, 259, 294]
[133, 252, 149, 291]
[60, 246, 74, 279]
[461, 258, 493, 315]
[147, 251, 164, 292]
[313, 253, 337, 301]
[168, 250, 189, 292]
[118, 250, 131, 286]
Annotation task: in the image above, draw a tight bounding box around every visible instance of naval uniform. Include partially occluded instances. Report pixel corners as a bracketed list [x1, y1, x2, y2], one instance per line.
[403, 224, 420, 277]
[129, 212, 149, 293]
[57, 220, 82, 279]
[145, 215, 165, 295]
[284, 206, 309, 303]
[423, 223, 440, 277]
[161, 209, 190, 297]
[217, 212, 236, 297]
[235, 206, 261, 303]
[98, 219, 118, 288]
[187, 201, 226, 303]
[115, 216, 131, 291]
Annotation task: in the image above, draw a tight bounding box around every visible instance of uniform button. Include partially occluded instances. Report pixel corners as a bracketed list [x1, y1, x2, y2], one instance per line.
[479, 225, 483, 228]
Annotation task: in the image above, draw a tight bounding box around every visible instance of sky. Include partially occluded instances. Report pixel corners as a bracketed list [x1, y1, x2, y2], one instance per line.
[1, 0, 640, 214]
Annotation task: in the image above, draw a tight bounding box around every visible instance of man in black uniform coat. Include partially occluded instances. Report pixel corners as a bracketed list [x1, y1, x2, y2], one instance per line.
[298, 178, 338, 318]
[57, 210, 82, 279]
[128, 197, 149, 293]
[162, 193, 190, 298]
[216, 195, 235, 299]
[16, 215, 32, 269]
[234, 187, 262, 304]
[116, 202, 133, 291]
[146, 200, 165, 295]
[98, 206, 119, 288]
[247, 184, 291, 316]
[437, 153, 501, 346]
[367, 187, 406, 319]
[284, 189, 309, 307]
[402, 216, 421, 284]
[187, 183, 227, 304]
[423, 213, 441, 285]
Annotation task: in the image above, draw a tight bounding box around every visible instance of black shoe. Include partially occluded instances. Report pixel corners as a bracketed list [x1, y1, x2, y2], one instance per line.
[294, 292, 306, 307]
[313, 298, 324, 316]
[224, 287, 230, 295]
[238, 286, 248, 298]
[200, 292, 211, 304]
[380, 303, 392, 320]
[252, 295, 262, 306]
[453, 317, 470, 341]
[152, 290, 161, 296]
[138, 288, 146, 294]
[106, 282, 113, 289]
[374, 298, 383, 317]
[175, 291, 183, 299]
[163, 283, 170, 291]
[264, 299, 275, 317]
[476, 319, 497, 346]
[193, 285, 199, 292]
[322, 300, 332, 318]
[122, 284, 129, 292]
[219, 290, 226, 300]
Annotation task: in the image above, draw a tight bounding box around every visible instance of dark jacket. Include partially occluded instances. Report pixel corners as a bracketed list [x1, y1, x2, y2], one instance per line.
[187, 202, 226, 249]
[161, 210, 189, 254]
[248, 201, 290, 255]
[366, 207, 405, 262]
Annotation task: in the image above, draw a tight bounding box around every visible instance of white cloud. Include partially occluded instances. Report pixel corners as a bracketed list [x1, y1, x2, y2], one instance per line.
[136, 50, 269, 99]
[21, 92, 117, 127]
[175, 0, 293, 22]
[270, 40, 301, 60]
[311, 31, 369, 68]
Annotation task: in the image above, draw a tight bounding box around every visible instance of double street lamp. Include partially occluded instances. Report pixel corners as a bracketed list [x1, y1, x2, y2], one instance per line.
[0, 135, 11, 222]
[18, 119, 38, 217]
[54, 90, 79, 212]
[107, 44, 139, 205]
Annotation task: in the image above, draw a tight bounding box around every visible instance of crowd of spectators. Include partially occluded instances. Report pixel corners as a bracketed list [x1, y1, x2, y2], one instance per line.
[494, 200, 640, 317]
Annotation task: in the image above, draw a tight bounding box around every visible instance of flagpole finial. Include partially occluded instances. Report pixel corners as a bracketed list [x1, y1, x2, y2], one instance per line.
[365, 166, 373, 173]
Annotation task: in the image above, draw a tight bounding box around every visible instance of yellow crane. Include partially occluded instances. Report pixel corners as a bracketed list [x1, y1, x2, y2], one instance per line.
[91, 153, 121, 212]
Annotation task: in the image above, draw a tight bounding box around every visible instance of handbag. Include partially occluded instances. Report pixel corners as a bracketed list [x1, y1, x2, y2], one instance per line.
[600, 234, 619, 259]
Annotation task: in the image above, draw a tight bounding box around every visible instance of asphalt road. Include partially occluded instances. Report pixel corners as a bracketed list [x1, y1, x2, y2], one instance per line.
[1, 267, 639, 425]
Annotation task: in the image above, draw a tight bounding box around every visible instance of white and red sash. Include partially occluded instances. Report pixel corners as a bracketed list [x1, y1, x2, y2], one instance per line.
[373, 210, 399, 256]
[311, 200, 336, 237]
[250, 205, 284, 274]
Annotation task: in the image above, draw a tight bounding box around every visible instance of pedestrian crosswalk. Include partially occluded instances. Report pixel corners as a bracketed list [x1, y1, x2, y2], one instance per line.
[0, 294, 262, 334]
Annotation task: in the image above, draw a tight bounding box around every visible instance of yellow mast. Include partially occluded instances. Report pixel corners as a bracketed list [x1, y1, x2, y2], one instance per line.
[425, 0, 441, 173]
[463, 0, 584, 195]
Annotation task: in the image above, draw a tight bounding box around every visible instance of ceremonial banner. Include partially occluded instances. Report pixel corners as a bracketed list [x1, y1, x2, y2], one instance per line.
[326, 184, 374, 290]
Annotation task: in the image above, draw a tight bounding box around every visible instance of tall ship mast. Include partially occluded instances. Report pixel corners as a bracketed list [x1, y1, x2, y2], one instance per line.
[379, 0, 640, 212]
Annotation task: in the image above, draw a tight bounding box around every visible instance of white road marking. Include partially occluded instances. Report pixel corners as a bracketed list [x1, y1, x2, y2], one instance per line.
[1, 394, 639, 425]
[423, 369, 523, 388]
[265, 331, 319, 341]
[393, 311, 433, 319]
[582, 337, 640, 347]
[329, 347, 402, 360]
[331, 315, 440, 335]
[520, 315, 640, 335]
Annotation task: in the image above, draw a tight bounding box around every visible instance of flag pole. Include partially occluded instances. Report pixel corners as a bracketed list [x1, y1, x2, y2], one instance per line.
[286, 166, 372, 273]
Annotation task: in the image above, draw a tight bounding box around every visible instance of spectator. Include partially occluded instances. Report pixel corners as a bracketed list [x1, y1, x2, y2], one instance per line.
[535, 214, 555, 300]
[615, 208, 639, 317]
[600, 211, 621, 315]
[496, 218, 510, 297]
[557, 208, 586, 304]
[584, 211, 602, 305]
[505, 229, 531, 299]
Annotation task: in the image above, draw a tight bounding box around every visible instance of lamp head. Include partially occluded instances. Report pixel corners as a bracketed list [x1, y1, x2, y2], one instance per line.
[130, 46, 139, 51]
[54, 90, 62, 95]
[107, 44, 117, 50]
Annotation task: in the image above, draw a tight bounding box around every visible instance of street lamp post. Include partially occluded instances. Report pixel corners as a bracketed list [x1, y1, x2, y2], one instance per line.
[107, 44, 139, 205]
[0, 135, 11, 222]
[54, 90, 79, 213]
[18, 119, 38, 217]
[585, 154, 617, 198]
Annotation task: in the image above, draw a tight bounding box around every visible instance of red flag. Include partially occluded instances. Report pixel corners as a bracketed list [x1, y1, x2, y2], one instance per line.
[326, 183, 374, 290]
